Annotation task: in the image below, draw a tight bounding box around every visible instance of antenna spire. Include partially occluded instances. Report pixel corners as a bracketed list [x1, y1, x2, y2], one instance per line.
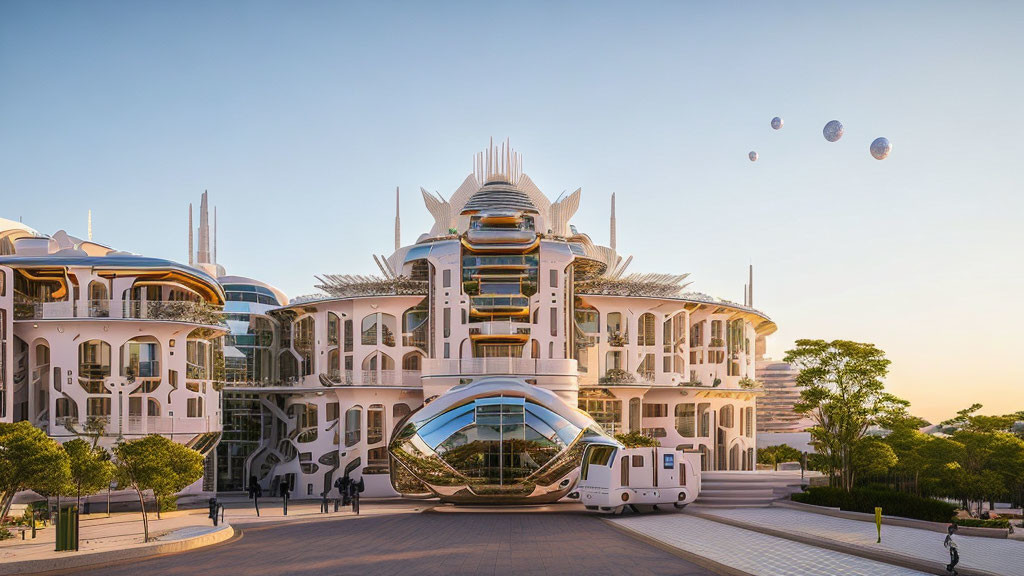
[610, 193, 617, 251]
[748, 263, 754, 307]
[214, 205, 218, 265]
[87, 210, 92, 241]
[188, 203, 194, 266]
[394, 186, 401, 251]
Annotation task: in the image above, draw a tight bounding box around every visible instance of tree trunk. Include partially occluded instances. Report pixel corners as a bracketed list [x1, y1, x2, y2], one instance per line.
[155, 496, 161, 520]
[0, 489, 18, 527]
[135, 487, 149, 542]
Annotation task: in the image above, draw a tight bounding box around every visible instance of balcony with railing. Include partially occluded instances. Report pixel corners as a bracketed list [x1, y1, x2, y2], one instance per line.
[422, 357, 578, 376]
[13, 297, 224, 326]
[469, 295, 530, 315]
[468, 321, 531, 339]
[323, 369, 422, 387]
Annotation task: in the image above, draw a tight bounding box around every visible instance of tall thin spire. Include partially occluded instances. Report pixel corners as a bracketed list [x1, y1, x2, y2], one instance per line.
[214, 205, 218, 265]
[394, 187, 401, 251]
[610, 193, 617, 251]
[197, 190, 210, 264]
[87, 210, 92, 241]
[748, 264, 754, 308]
[188, 203, 194, 266]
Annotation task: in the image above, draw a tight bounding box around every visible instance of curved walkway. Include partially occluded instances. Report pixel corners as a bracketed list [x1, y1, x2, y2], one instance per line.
[701, 507, 1022, 576]
[611, 514, 931, 576]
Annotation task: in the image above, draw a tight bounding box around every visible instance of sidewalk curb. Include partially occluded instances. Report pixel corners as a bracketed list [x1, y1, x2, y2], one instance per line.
[689, 510, 1004, 576]
[0, 524, 234, 575]
[602, 518, 755, 576]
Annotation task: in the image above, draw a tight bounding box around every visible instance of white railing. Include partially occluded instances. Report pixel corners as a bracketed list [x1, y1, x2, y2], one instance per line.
[124, 414, 219, 435]
[13, 298, 224, 325]
[468, 321, 531, 337]
[422, 358, 578, 376]
[323, 369, 421, 387]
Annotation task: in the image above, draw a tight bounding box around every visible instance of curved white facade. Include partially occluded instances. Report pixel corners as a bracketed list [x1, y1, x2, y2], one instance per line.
[1, 142, 778, 501]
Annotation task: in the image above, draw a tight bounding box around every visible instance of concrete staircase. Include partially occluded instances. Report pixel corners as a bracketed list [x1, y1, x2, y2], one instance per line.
[694, 471, 808, 507]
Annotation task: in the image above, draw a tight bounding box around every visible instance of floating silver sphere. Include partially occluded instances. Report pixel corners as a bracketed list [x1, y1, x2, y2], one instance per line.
[870, 137, 891, 160]
[748, 151, 758, 162]
[771, 117, 783, 130]
[823, 120, 844, 142]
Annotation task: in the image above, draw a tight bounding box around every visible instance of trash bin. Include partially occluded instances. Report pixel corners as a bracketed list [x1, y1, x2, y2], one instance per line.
[55, 505, 79, 552]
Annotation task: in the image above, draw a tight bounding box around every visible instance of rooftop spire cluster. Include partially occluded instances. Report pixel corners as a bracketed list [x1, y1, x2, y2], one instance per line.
[474, 137, 522, 186]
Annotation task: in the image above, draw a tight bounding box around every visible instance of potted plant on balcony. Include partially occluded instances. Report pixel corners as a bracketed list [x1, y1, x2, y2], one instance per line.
[599, 368, 637, 384]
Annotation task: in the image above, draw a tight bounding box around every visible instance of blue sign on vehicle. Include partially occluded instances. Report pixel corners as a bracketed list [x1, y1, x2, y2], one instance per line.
[663, 453, 674, 469]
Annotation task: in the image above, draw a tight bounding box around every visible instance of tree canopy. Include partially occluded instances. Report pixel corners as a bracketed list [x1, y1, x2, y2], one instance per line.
[113, 435, 204, 541]
[785, 339, 907, 491]
[0, 422, 71, 525]
[614, 431, 661, 448]
[64, 438, 115, 508]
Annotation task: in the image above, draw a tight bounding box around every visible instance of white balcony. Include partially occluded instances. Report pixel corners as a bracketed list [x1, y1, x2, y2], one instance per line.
[422, 358, 578, 376]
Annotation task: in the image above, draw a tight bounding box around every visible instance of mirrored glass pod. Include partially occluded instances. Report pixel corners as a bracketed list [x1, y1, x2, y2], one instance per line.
[389, 377, 614, 503]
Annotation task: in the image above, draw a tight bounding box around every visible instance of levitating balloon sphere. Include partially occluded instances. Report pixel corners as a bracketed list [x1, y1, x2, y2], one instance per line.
[870, 137, 891, 160]
[771, 117, 783, 130]
[748, 151, 758, 162]
[823, 120, 844, 142]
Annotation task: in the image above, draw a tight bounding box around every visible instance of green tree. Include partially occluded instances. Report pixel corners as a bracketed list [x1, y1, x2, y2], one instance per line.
[63, 439, 115, 512]
[0, 422, 71, 526]
[614, 431, 661, 448]
[113, 435, 204, 541]
[785, 339, 907, 492]
[850, 436, 898, 484]
[757, 444, 803, 470]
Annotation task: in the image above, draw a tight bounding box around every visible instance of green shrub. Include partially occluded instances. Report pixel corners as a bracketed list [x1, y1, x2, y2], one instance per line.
[158, 495, 178, 513]
[954, 518, 1010, 529]
[614, 431, 661, 448]
[0, 527, 12, 541]
[792, 486, 957, 523]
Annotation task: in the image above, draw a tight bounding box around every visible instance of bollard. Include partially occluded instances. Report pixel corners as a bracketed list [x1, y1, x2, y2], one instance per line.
[874, 507, 882, 543]
[208, 497, 220, 527]
[31, 509, 37, 539]
[55, 505, 79, 552]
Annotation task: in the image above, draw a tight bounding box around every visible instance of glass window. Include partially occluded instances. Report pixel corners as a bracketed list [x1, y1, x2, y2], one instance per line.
[675, 404, 696, 437]
[642, 403, 668, 418]
[549, 269, 558, 288]
[629, 398, 641, 433]
[443, 269, 451, 288]
[79, 340, 111, 381]
[344, 319, 353, 352]
[550, 307, 558, 337]
[327, 312, 340, 347]
[361, 314, 378, 346]
[345, 406, 362, 447]
[367, 404, 384, 444]
[638, 313, 656, 346]
[443, 308, 451, 338]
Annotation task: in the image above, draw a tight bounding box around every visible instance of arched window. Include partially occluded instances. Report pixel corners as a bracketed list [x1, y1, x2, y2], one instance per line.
[393, 403, 411, 421]
[147, 398, 161, 417]
[402, 352, 422, 371]
[403, 299, 429, 351]
[638, 313, 656, 346]
[361, 314, 378, 345]
[367, 404, 385, 444]
[121, 336, 160, 380]
[699, 445, 712, 471]
[345, 405, 362, 447]
[629, 398, 641, 433]
[328, 348, 340, 375]
[606, 312, 627, 346]
[720, 405, 735, 428]
[327, 312, 340, 347]
[675, 404, 695, 437]
[79, 340, 111, 393]
[381, 314, 397, 347]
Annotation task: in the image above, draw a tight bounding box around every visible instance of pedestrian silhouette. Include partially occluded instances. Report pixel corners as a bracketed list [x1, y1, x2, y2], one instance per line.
[247, 475, 262, 517]
[944, 524, 959, 575]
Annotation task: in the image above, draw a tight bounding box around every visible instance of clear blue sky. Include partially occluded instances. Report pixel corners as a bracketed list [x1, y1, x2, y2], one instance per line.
[2, 1, 1022, 423]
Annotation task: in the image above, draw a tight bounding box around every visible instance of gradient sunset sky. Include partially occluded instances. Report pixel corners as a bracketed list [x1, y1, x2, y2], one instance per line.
[2, 1, 1021, 423]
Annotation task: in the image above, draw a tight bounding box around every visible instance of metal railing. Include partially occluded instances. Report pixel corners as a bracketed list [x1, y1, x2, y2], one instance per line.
[422, 358, 578, 376]
[468, 321, 531, 337]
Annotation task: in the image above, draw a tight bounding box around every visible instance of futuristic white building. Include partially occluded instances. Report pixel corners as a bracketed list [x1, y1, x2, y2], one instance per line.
[0, 214, 226, 491]
[1, 141, 778, 503]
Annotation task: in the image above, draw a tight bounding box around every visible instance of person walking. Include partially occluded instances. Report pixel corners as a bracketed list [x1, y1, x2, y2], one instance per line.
[247, 475, 262, 517]
[944, 524, 960, 575]
[336, 474, 352, 506]
[351, 476, 365, 515]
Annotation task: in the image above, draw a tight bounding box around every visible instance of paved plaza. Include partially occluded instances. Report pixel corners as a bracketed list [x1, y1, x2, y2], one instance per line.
[60, 512, 717, 576]
[701, 506, 1024, 576]
[611, 514, 932, 576]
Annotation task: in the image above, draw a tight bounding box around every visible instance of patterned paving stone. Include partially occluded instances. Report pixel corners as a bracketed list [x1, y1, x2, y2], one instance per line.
[703, 507, 1024, 576]
[612, 514, 930, 576]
